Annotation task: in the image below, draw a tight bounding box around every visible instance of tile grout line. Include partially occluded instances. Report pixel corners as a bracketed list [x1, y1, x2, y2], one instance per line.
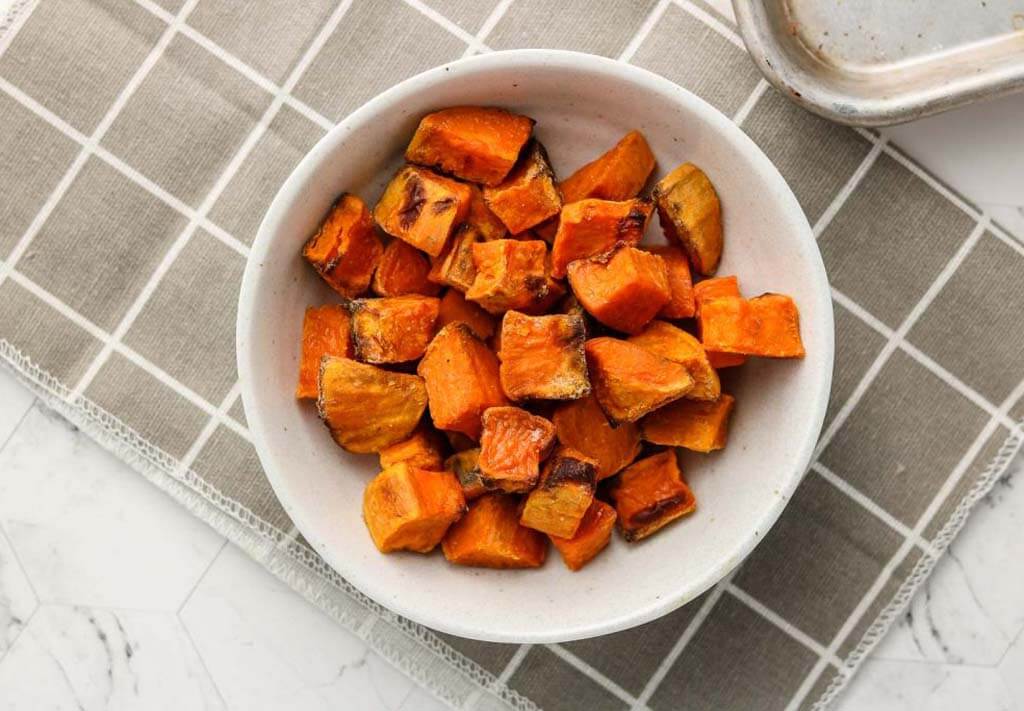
[546, 643, 646, 709]
[674, 0, 746, 50]
[176, 538, 229, 615]
[812, 138, 888, 238]
[731, 78, 768, 126]
[459, 0, 514, 58]
[617, 0, 672, 62]
[402, 0, 491, 55]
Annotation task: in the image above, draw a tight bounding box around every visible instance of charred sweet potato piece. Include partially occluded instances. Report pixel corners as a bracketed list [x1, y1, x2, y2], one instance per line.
[374, 166, 471, 257]
[483, 141, 562, 234]
[585, 337, 692, 425]
[567, 245, 671, 334]
[406, 106, 535, 186]
[550, 499, 617, 571]
[372, 239, 440, 297]
[550, 198, 653, 277]
[477, 406, 556, 493]
[350, 295, 440, 363]
[442, 494, 547, 568]
[519, 448, 597, 538]
[628, 321, 720, 401]
[466, 184, 508, 241]
[445, 448, 489, 501]
[700, 294, 805, 358]
[303, 194, 383, 297]
[318, 357, 427, 453]
[363, 463, 466, 553]
[498, 311, 589, 401]
[418, 323, 509, 439]
[640, 394, 735, 452]
[560, 130, 656, 204]
[378, 424, 446, 471]
[648, 246, 695, 319]
[436, 288, 496, 340]
[428, 223, 480, 292]
[608, 450, 696, 542]
[296, 305, 352, 399]
[694, 276, 746, 368]
[465, 239, 564, 315]
[552, 393, 641, 480]
[654, 163, 722, 276]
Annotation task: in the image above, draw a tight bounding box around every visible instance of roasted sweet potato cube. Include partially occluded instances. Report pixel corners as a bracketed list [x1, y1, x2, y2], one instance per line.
[378, 424, 446, 471]
[372, 239, 440, 297]
[374, 166, 471, 257]
[296, 305, 352, 399]
[466, 184, 508, 241]
[560, 130, 656, 204]
[648, 246, 695, 319]
[418, 323, 509, 439]
[405, 106, 535, 186]
[551, 198, 653, 277]
[428, 223, 480, 292]
[442, 494, 547, 568]
[465, 239, 564, 315]
[436, 288, 496, 340]
[654, 163, 722, 276]
[350, 295, 440, 363]
[519, 448, 597, 538]
[700, 294, 805, 358]
[363, 463, 466, 553]
[694, 276, 746, 367]
[550, 499, 617, 571]
[585, 337, 693, 425]
[318, 357, 427, 453]
[445, 448, 489, 501]
[553, 394, 641, 480]
[303, 194, 383, 297]
[567, 245, 671, 334]
[498, 311, 589, 401]
[483, 141, 562, 234]
[640, 394, 735, 452]
[478, 406, 557, 493]
[628, 321, 720, 401]
[608, 450, 696, 541]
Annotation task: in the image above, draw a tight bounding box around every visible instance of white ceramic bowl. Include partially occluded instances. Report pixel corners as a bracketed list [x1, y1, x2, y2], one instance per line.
[238, 49, 833, 643]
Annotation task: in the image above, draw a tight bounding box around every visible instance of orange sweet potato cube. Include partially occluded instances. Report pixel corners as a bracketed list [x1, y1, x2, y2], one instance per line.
[628, 321, 720, 401]
[465, 239, 564, 315]
[373, 166, 471, 257]
[567, 245, 671, 334]
[585, 337, 693, 425]
[483, 141, 562, 234]
[553, 393, 641, 480]
[428, 223, 480, 293]
[640, 394, 735, 452]
[498, 311, 589, 401]
[442, 494, 547, 568]
[549, 499, 617, 571]
[296, 305, 352, 399]
[436, 288, 496, 340]
[418, 323, 509, 439]
[477, 406, 557, 493]
[654, 163, 722, 276]
[700, 294, 805, 358]
[466, 184, 508, 241]
[372, 239, 440, 297]
[378, 424, 446, 471]
[350, 295, 440, 363]
[550, 198, 653, 277]
[303, 194, 384, 297]
[363, 463, 466, 553]
[648, 246, 695, 319]
[519, 448, 597, 538]
[405, 106, 535, 186]
[560, 130, 656, 204]
[607, 450, 696, 542]
[445, 448, 489, 501]
[694, 276, 746, 368]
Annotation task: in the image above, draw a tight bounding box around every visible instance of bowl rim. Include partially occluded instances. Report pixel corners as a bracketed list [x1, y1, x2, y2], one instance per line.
[238, 48, 835, 643]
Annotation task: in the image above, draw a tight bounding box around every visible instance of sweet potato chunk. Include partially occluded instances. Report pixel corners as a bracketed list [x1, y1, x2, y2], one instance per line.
[700, 294, 805, 358]
[466, 184, 508, 241]
[519, 448, 597, 538]
[445, 448, 488, 501]
[296, 305, 352, 399]
[654, 163, 722, 276]
[428, 223, 480, 292]
[363, 463, 466, 553]
[350, 295, 440, 363]
[372, 239, 440, 297]
[318, 357, 427, 453]
[406, 106, 535, 186]
[436, 288, 496, 340]
[465, 239, 564, 315]
[442, 494, 547, 568]
[303, 194, 383, 297]
[374, 166, 471, 257]
[567, 245, 670, 334]
[418, 323, 508, 439]
[648, 246, 695, 319]
[628, 321, 720, 401]
[552, 394, 641, 480]
[585, 337, 692, 425]
[608, 450, 696, 542]
[640, 394, 735, 452]
[498, 311, 589, 401]
[378, 424, 446, 471]
[550, 499, 617, 571]
[478, 406, 556, 493]
[483, 141, 562, 234]
[694, 276, 746, 368]
[560, 130, 656, 204]
[551, 198, 653, 277]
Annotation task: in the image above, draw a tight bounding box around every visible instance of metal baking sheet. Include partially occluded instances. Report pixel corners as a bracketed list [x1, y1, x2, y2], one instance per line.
[733, 0, 1024, 126]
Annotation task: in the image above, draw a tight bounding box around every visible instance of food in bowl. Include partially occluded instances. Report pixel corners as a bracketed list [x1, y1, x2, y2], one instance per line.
[292, 105, 805, 573]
